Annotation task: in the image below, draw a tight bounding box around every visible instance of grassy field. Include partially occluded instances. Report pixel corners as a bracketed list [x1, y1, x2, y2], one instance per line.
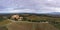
[0, 20, 59, 30]
[0, 20, 12, 30]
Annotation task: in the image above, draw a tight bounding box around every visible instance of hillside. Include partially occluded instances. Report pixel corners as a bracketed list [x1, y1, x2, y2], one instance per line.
[0, 13, 60, 30]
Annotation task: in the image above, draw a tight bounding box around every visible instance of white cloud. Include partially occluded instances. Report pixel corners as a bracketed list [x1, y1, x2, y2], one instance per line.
[52, 7, 60, 12]
[0, 8, 37, 13]
[0, 0, 60, 13]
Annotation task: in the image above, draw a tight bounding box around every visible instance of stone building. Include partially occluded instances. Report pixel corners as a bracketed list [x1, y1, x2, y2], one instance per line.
[11, 14, 23, 21]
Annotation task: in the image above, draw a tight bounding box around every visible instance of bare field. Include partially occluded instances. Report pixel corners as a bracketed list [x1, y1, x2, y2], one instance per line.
[7, 21, 59, 30]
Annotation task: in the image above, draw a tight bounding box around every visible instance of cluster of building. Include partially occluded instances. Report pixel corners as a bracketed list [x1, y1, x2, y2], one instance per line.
[11, 14, 23, 21]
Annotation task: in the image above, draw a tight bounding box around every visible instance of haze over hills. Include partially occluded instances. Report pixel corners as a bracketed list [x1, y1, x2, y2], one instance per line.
[0, 12, 60, 18]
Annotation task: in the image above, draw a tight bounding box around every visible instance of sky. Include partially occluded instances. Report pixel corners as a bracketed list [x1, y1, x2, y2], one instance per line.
[0, 0, 60, 13]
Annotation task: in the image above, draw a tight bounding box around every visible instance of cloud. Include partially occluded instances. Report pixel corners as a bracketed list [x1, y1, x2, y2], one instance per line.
[0, 8, 36, 13]
[0, 0, 60, 13]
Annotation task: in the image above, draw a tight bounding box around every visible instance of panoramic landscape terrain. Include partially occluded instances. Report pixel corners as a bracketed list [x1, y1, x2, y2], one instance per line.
[0, 13, 60, 30]
[1, 0, 60, 30]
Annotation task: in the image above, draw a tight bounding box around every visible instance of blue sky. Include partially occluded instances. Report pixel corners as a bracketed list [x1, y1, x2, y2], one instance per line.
[0, 0, 60, 13]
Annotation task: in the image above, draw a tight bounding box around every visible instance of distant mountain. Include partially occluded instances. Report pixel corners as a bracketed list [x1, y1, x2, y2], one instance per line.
[49, 12, 60, 14]
[46, 12, 60, 15]
[0, 12, 60, 17]
[44, 12, 60, 17]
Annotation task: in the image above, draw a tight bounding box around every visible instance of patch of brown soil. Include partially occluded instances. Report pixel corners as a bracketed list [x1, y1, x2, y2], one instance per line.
[7, 22, 59, 30]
